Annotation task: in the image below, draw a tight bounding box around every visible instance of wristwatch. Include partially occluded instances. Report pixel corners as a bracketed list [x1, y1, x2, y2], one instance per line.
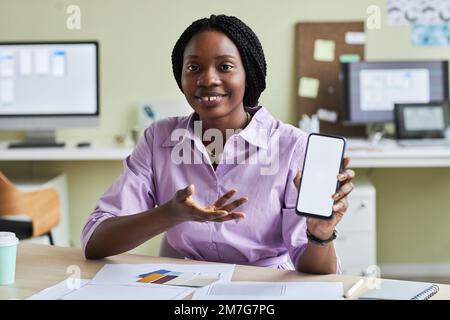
[306, 229, 337, 246]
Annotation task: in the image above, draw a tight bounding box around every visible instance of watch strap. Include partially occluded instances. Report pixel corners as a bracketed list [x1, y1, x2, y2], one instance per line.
[306, 229, 337, 246]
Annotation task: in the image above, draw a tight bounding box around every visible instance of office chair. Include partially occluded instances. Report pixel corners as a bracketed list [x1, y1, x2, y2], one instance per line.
[159, 234, 184, 259]
[0, 172, 60, 245]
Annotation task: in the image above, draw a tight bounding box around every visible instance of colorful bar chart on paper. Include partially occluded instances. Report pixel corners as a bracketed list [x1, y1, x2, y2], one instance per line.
[136, 269, 219, 287]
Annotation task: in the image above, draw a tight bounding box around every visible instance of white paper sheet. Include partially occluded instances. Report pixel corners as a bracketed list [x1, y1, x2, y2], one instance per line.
[28, 279, 90, 300]
[27, 278, 193, 300]
[90, 263, 235, 286]
[193, 281, 344, 300]
[60, 283, 193, 300]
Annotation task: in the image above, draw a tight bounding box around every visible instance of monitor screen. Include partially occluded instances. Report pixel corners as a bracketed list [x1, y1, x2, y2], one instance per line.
[403, 105, 446, 131]
[342, 61, 449, 124]
[394, 101, 449, 139]
[0, 42, 98, 117]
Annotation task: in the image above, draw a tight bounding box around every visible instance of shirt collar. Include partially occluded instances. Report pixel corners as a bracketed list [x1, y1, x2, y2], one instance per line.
[237, 106, 274, 149]
[161, 106, 276, 149]
[161, 112, 197, 147]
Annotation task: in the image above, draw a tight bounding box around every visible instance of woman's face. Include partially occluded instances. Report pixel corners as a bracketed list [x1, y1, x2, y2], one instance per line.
[181, 30, 246, 120]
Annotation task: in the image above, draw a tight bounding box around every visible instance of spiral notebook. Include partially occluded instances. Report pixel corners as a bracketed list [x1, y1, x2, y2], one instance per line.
[359, 280, 439, 300]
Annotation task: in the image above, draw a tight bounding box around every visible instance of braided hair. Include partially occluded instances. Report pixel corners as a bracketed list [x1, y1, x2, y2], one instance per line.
[171, 14, 267, 107]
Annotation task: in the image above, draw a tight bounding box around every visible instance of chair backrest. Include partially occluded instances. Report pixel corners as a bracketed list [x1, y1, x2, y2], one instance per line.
[0, 171, 61, 237]
[0, 172, 22, 215]
[159, 233, 184, 259]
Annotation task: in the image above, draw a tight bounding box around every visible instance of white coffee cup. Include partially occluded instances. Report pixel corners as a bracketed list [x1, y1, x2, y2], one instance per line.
[0, 232, 19, 285]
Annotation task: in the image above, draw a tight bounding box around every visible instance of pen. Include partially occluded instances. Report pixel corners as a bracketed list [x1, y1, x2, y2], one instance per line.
[344, 278, 365, 298]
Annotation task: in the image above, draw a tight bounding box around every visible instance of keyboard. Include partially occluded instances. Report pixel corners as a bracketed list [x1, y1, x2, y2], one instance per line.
[7, 142, 66, 149]
[397, 139, 450, 147]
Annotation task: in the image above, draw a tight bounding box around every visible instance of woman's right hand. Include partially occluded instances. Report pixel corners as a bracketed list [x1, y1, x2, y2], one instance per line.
[169, 184, 248, 223]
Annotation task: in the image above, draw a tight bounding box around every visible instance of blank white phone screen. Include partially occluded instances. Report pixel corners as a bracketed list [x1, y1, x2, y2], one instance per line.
[296, 134, 345, 218]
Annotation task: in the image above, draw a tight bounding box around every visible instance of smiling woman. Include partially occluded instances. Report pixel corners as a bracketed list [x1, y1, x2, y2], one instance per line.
[81, 14, 355, 275]
[181, 30, 247, 125]
[171, 15, 266, 108]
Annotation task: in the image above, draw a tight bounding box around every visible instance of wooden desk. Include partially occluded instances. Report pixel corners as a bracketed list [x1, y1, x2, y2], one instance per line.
[1, 243, 450, 300]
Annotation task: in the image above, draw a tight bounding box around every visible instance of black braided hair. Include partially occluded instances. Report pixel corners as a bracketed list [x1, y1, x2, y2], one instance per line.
[171, 14, 267, 107]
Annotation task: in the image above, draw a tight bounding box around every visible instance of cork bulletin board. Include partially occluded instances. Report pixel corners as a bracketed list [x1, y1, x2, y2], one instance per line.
[295, 21, 367, 137]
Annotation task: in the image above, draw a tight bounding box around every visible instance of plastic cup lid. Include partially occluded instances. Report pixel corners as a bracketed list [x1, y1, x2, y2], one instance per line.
[0, 232, 19, 247]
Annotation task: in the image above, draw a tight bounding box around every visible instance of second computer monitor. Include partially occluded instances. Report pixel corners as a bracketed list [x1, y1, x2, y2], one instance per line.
[342, 60, 449, 124]
[0, 41, 99, 147]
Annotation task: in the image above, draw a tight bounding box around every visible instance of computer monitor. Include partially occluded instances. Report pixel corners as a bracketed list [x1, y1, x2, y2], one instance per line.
[342, 61, 449, 125]
[394, 101, 450, 139]
[0, 41, 99, 148]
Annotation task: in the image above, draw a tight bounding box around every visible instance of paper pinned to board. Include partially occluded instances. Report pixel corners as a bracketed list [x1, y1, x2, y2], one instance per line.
[317, 108, 338, 123]
[387, 0, 450, 46]
[387, 0, 450, 26]
[411, 24, 450, 46]
[298, 77, 319, 98]
[313, 39, 335, 62]
[344, 32, 366, 45]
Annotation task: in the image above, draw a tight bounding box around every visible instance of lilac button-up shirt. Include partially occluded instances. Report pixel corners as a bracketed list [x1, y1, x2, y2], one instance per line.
[81, 106, 341, 272]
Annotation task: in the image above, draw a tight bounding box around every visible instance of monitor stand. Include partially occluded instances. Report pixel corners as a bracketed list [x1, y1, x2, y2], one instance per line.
[7, 130, 65, 148]
[366, 123, 395, 146]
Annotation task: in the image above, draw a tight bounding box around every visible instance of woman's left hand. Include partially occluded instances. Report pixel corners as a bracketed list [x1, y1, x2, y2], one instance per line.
[293, 156, 355, 241]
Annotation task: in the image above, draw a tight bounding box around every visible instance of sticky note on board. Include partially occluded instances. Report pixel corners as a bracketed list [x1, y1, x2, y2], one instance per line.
[298, 77, 319, 98]
[313, 39, 335, 62]
[339, 54, 360, 63]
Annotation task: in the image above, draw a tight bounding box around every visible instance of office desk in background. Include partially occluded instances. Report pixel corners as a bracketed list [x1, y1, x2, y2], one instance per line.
[0, 141, 131, 161]
[2, 138, 450, 167]
[346, 138, 450, 168]
[1, 243, 450, 300]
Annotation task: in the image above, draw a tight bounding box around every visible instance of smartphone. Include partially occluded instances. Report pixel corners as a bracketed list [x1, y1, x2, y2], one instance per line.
[295, 133, 346, 219]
